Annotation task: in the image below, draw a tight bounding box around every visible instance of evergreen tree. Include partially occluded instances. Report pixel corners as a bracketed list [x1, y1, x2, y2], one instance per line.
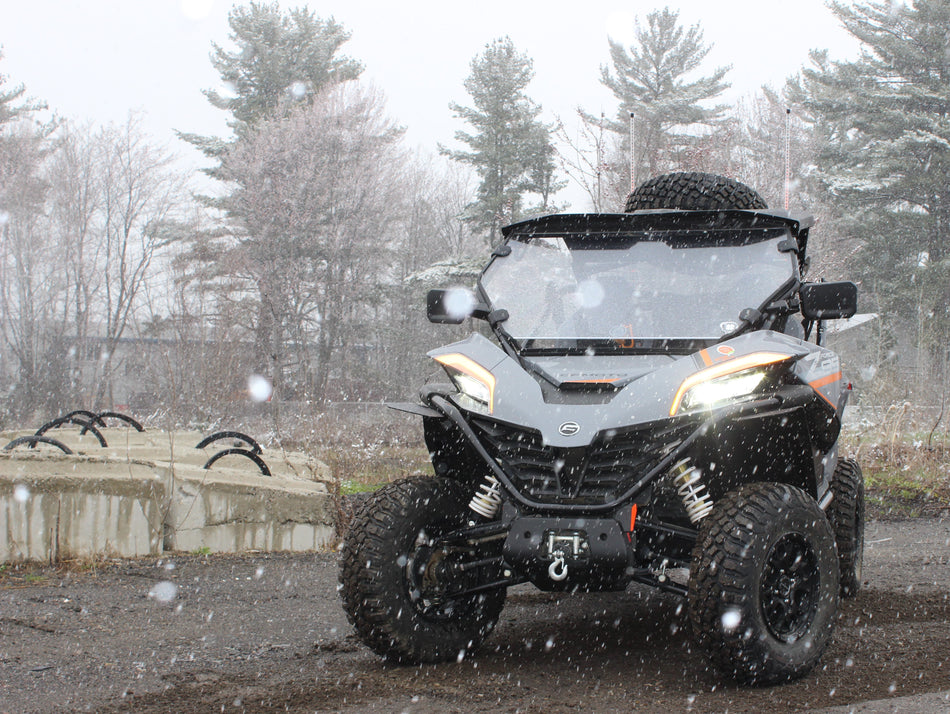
[0, 50, 44, 125]
[790, 0, 950, 383]
[442, 37, 561, 246]
[178, 3, 365, 389]
[179, 1, 362, 165]
[597, 8, 731, 179]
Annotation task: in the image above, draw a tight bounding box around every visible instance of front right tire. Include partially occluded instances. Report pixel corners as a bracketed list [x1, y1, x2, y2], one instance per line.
[688, 482, 839, 685]
[340, 477, 506, 663]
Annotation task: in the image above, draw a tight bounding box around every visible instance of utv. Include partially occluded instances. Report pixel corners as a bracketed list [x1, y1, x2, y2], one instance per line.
[340, 173, 865, 685]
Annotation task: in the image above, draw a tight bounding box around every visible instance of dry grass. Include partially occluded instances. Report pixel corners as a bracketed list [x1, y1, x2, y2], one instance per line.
[842, 404, 950, 518]
[841, 438, 950, 518]
[0, 555, 121, 587]
[154, 401, 950, 518]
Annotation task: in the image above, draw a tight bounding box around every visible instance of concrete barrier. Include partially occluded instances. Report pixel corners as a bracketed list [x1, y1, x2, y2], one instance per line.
[0, 427, 335, 563]
[0, 454, 164, 561]
[166, 467, 333, 554]
[10, 428, 331, 482]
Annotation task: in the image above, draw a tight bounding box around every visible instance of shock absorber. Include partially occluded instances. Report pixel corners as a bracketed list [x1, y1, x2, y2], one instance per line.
[671, 458, 714, 524]
[469, 473, 503, 519]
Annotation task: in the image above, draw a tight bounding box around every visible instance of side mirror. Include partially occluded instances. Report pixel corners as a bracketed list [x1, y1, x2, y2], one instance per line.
[426, 288, 488, 324]
[800, 281, 858, 320]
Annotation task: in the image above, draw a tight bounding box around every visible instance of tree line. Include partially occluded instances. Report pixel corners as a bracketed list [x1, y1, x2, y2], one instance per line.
[1, 0, 947, 422]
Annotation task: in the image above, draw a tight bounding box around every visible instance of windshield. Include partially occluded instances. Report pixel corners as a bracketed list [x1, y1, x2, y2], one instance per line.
[480, 228, 797, 347]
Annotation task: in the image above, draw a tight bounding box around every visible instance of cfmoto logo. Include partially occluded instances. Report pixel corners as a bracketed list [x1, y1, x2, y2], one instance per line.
[558, 421, 580, 437]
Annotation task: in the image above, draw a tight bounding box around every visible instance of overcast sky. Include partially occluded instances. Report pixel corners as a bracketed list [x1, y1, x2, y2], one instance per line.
[1, 0, 861, 206]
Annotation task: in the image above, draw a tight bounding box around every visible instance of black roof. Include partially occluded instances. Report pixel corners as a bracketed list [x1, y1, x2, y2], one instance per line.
[501, 209, 814, 239]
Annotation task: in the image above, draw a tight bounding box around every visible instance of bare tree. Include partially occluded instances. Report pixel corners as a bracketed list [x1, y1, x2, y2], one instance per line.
[46, 123, 103, 405]
[0, 119, 62, 419]
[218, 82, 405, 403]
[88, 116, 186, 409]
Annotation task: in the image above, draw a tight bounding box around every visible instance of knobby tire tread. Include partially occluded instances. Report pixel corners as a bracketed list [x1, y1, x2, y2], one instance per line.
[624, 172, 768, 212]
[340, 477, 505, 664]
[828, 458, 864, 597]
[688, 482, 838, 685]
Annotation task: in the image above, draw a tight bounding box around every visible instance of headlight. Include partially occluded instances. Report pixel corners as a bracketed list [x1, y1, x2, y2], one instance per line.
[670, 352, 790, 416]
[434, 353, 496, 413]
[679, 370, 766, 412]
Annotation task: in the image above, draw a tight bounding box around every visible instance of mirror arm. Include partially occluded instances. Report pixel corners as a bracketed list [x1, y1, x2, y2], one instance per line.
[470, 302, 492, 320]
[486, 309, 509, 327]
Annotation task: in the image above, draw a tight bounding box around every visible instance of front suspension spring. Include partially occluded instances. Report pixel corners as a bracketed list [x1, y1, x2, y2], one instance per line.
[469, 473, 503, 519]
[671, 458, 714, 524]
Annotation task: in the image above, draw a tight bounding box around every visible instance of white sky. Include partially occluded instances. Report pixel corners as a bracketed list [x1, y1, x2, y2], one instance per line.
[0, 0, 860, 207]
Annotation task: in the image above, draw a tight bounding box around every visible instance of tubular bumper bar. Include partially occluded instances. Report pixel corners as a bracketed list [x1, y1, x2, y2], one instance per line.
[426, 392, 804, 515]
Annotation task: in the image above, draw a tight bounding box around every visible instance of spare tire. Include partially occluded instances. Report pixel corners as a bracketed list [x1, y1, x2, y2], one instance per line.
[624, 172, 767, 212]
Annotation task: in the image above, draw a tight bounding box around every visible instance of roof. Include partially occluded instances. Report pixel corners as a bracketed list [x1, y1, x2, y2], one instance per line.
[501, 209, 814, 239]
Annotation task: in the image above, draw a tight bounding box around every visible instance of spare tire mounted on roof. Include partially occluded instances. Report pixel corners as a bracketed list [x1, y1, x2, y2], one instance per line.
[624, 171, 768, 212]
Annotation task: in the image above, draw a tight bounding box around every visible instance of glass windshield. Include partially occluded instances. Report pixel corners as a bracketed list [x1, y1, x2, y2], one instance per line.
[480, 228, 796, 347]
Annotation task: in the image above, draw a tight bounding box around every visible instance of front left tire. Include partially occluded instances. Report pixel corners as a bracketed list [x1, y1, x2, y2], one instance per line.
[687, 482, 839, 685]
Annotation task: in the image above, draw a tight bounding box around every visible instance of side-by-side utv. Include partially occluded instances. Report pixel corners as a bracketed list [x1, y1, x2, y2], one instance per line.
[340, 172, 865, 685]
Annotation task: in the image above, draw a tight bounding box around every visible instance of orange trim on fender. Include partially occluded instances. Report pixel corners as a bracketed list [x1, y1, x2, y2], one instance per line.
[629, 503, 638, 532]
[808, 371, 842, 407]
[809, 371, 842, 390]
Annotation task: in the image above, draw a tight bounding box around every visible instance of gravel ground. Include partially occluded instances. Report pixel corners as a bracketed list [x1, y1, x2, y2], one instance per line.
[1, 517, 948, 713]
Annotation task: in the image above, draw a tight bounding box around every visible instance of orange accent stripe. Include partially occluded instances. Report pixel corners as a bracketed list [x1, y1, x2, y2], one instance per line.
[699, 349, 713, 366]
[629, 503, 638, 532]
[809, 371, 842, 390]
[809, 371, 842, 408]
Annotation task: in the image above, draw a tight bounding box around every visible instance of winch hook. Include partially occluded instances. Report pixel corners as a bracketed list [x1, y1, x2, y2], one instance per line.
[548, 552, 568, 581]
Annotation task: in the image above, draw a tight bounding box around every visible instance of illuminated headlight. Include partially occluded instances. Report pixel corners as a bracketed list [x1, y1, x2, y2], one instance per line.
[434, 354, 496, 413]
[670, 352, 790, 416]
[679, 370, 766, 413]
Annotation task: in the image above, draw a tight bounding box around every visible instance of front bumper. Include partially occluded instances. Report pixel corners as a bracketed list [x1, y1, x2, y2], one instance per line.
[425, 385, 821, 515]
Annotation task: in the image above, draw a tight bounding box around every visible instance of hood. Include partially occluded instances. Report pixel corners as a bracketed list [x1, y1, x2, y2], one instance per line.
[428, 331, 812, 449]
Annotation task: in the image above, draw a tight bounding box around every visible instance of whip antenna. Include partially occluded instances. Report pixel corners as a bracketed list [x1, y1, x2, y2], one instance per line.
[596, 111, 604, 210]
[629, 111, 636, 192]
[784, 107, 791, 211]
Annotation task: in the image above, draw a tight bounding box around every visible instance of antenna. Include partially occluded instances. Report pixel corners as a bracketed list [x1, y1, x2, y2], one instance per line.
[629, 112, 636, 192]
[784, 107, 791, 211]
[596, 111, 604, 210]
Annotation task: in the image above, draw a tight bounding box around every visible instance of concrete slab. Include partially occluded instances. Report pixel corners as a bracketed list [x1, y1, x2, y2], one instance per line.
[0, 427, 335, 563]
[165, 466, 333, 554]
[0, 453, 164, 561]
[2, 427, 330, 482]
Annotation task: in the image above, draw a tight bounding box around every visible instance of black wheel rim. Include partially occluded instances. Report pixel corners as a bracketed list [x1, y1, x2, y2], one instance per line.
[760, 533, 821, 643]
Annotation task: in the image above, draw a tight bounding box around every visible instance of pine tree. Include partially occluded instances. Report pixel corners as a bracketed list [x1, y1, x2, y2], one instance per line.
[790, 0, 950, 385]
[442, 37, 561, 246]
[597, 8, 731, 179]
[178, 1, 362, 165]
[0, 50, 44, 125]
[177, 3, 365, 391]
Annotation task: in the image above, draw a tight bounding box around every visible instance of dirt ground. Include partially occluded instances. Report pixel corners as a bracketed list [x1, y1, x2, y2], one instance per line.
[1, 517, 948, 714]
